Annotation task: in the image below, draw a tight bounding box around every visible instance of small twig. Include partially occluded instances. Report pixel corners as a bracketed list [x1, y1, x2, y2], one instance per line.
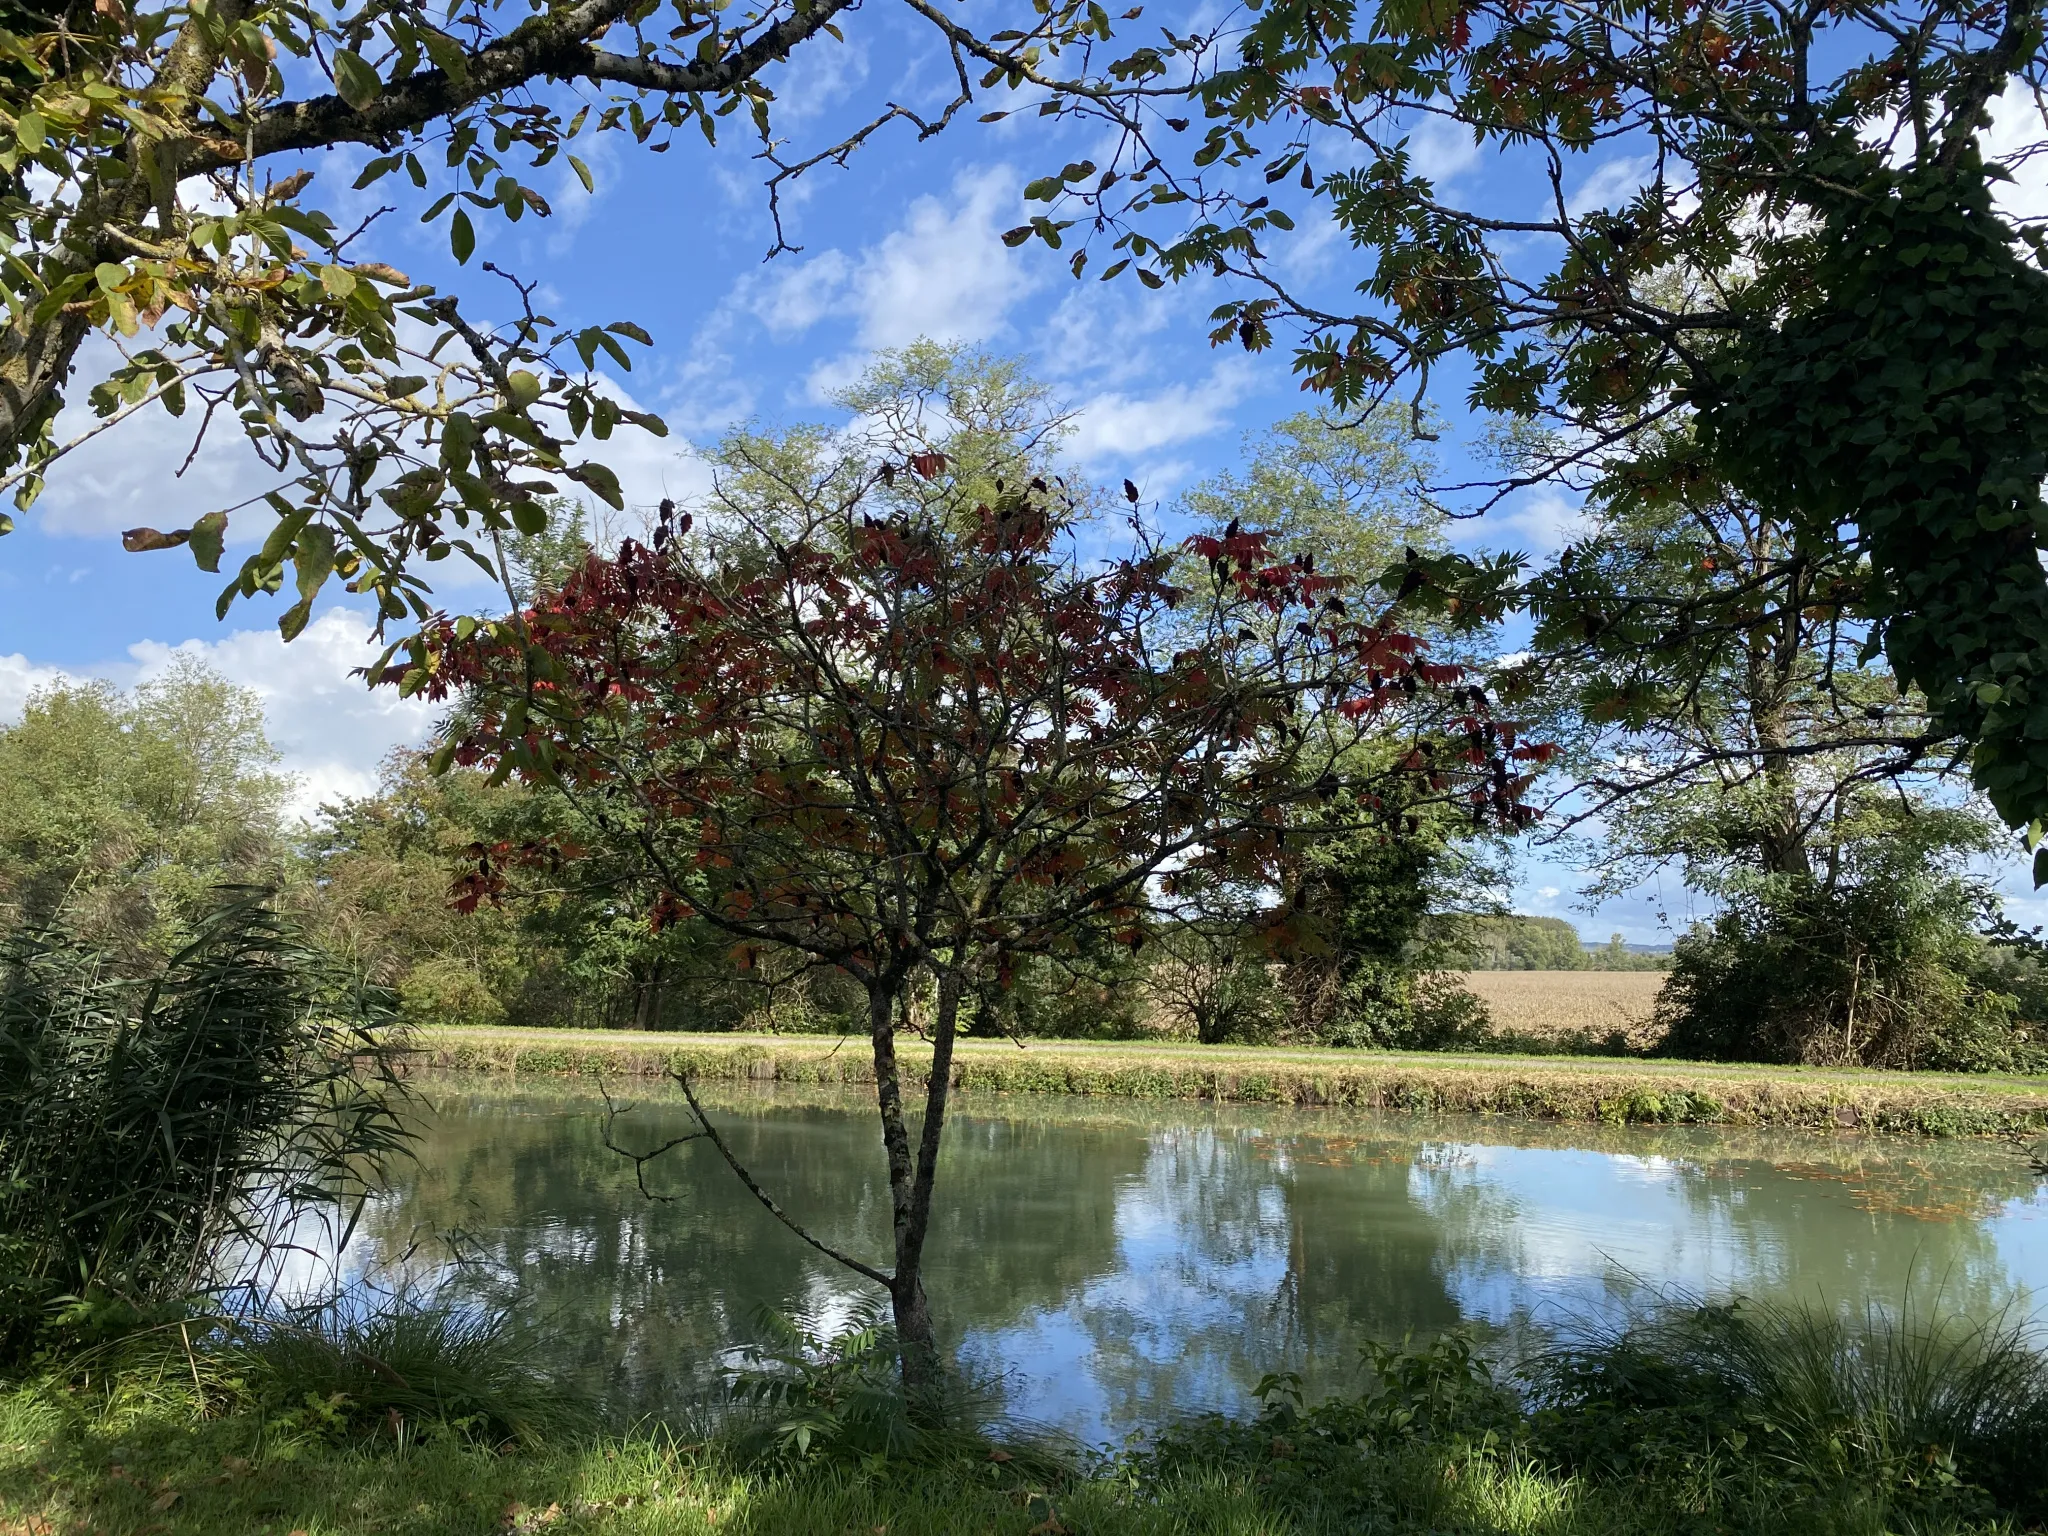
[596, 1077, 708, 1203]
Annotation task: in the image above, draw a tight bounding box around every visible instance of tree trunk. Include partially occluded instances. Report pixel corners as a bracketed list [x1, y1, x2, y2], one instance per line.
[631, 958, 666, 1031]
[867, 965, 964, 1408]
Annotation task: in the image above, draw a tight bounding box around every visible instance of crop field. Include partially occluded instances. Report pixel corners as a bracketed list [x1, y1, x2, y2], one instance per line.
[1457, 970, 1668, 1049]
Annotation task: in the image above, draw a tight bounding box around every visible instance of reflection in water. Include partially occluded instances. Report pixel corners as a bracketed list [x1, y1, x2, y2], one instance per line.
[344, 1079, 2048, 1445]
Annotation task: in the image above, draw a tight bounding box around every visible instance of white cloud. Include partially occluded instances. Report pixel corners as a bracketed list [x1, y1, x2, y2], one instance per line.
[28, 338, 293, 540]
[0, 653, 81, 723]
[1567, 155, 1657, 218]
[774, 31, 870, 125]
[1985, 81, 2048, 223]
[737, 167, 1045, 381]
[129, 608, 441, 816]
[1468, 487, 1592, 559]
[1409, 116, 1483, 183]
[1067, 361, 1254, 468]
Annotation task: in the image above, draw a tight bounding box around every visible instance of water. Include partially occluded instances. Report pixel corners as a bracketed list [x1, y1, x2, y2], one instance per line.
[341, 1077, 2048, 1445]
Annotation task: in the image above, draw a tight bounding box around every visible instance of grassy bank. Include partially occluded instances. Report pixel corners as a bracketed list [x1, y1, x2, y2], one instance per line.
[415, 1026, 2048, 1139]
[8, 1299, 2045, 1536]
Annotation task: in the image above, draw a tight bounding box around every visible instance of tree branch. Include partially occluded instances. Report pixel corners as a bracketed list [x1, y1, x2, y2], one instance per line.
[671, 1071, 894, 1288]
[190, 0, 861, 170]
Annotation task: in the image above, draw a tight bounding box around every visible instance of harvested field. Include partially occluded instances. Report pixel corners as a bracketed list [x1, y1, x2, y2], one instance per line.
[1458, 969, 1667, 1049]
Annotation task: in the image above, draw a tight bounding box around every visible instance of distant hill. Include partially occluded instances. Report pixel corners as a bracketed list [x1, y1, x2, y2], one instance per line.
[1435, 913, 1672, 972]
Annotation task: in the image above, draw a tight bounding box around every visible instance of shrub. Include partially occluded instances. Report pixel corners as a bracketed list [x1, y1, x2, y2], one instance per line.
[397, 955, 508, 1029]
[1132, 1301, 2048, 1531]
[1654, 875, 2044, 1069]
[0, 891, 410, 1366]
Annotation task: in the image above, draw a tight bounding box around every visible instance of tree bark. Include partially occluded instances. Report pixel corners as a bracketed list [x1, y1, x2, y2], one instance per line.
[867, 964, 964, 1407]
[631, 958, 666, 1031]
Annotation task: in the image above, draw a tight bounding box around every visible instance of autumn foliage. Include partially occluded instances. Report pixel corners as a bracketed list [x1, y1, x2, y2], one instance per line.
[384, 461, 1539, 1387]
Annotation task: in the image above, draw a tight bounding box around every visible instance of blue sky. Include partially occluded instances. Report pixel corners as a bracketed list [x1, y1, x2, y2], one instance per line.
[4, 15, 2044, 940]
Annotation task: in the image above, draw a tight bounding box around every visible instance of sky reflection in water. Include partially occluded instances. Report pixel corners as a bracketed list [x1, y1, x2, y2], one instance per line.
[342, 1080, 2048, 1447]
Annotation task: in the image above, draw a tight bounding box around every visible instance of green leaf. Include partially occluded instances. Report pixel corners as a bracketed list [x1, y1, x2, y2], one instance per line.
[510, 499, 548, 535]
[278, 596, 315, 642]
[319, 263, 357, 300]
[292, 522, 337, 603]
[450, 208, 475, 264]
[15, 112, 45, 152]
[567, 154, 594, 193]
[605, 320, 652, 345]
[420, 27, 469, 82]
[332, 49, 382, 111]
[566, 461, 623, 509]
[188, 511, 228, 573]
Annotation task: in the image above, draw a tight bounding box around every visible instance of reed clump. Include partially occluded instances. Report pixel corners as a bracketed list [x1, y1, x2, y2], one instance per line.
[0, 892, 411, 1367]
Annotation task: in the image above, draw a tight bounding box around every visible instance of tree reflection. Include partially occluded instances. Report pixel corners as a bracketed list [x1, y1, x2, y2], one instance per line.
[350, 1081, 2047, 1437]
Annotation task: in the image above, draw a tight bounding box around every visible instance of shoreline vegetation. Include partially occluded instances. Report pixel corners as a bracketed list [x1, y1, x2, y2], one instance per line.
[7, 1297, 2046, 1535]
[414, 1025, 2048, 1140]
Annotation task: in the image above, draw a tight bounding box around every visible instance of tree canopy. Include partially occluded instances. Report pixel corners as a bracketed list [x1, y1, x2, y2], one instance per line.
[1002, 0, 2048, 836]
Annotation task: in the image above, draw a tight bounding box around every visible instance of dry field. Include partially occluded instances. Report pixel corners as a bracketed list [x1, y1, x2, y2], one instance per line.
[1457, 969, 1668, 1049]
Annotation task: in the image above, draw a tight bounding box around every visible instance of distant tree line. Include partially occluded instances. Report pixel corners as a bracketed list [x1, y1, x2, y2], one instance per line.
[1438, 916, 1669, 973]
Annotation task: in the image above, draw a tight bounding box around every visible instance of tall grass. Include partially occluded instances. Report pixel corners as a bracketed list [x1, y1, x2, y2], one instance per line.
[1133, 1299, 2048, 1532]
[236, 1286, 595, 1447]
[0, 890, 411, 1363]
[1527, 1297, 2048, 1519]
[711, 1302, 1074, 1480]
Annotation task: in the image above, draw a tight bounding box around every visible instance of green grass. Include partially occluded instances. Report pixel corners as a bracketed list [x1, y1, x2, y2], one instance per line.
[415, 1026, 2048, 1139]
[7, 1298, 2043, 1535]
[0, 1380, 2027, 1536]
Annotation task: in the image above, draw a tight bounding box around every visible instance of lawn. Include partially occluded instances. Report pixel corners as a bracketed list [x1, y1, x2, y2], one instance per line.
[413, 1019, 2048, 1138]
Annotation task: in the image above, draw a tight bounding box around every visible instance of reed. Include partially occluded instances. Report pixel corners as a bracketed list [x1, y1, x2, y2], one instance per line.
[0, 891, 411, 1365]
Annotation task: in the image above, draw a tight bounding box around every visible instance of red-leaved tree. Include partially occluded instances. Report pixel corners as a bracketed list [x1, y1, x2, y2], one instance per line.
[391, 462, 1539, 1394]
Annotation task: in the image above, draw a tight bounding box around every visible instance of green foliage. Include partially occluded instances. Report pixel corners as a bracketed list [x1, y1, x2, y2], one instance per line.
[1528, 1300, 2048, 1524]
[1283, 813, 1494, 1050]
[1136, 1303, 2048, 1532]
[1445, 914, 1594, 971]
[1655, 867, 2045, 1071]
[0, 0, 1099, 642]
[300, 752, 804, 1034]
[713, 1303, 1065, 1476]
[238, 1289, 594, 1448]
[1700, 151, 2048, 837]
[0, 658, 288, 957]
[5, 1298, 2047, 1534]
[0, 892, 410, 1365]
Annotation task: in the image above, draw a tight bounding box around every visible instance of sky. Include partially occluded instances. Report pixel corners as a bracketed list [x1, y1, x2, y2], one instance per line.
[4, 14, 2046, 941]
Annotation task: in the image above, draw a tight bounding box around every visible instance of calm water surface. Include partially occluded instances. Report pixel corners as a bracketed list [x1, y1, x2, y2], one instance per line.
[344, 1078, 2048, 1445]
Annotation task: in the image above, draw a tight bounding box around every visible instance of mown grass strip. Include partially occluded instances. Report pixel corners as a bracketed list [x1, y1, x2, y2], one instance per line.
[413, 1028, 2048, 1139]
